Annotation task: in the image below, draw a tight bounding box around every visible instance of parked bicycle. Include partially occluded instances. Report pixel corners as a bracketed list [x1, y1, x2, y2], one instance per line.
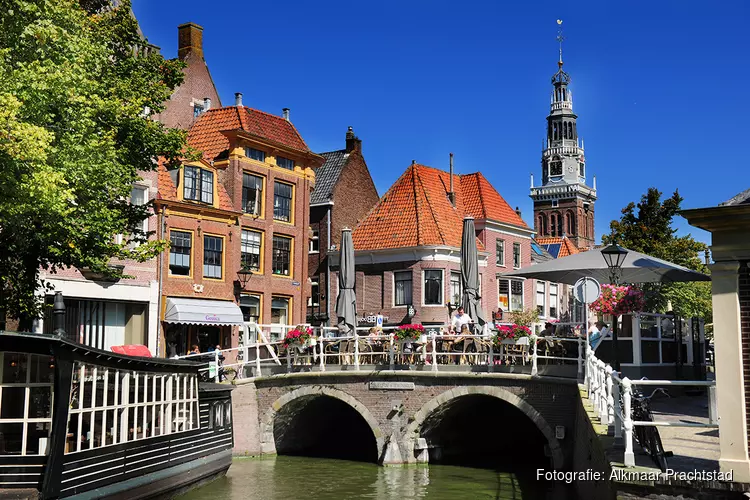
[627, 382, 673, 472]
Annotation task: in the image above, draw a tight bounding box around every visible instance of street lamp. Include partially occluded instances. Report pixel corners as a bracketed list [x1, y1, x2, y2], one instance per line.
[601, 243, 628, 371]
[236, 266, 253, 288]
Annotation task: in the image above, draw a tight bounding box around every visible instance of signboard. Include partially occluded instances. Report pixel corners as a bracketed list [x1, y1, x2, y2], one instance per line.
[208, 362, 217, 379]
[357, 314, 388, 325]
[369, 381, 415, 391]
[407, 305, 416, 318]
[573, 277, 601, 305]
[205, 315, 221, 322]
[292, 281, 301, 286]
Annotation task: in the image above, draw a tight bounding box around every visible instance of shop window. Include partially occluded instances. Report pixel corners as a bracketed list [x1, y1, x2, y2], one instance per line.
[240, 294, 261, 323]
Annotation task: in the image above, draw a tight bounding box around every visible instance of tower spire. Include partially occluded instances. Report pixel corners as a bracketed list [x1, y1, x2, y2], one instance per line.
[556, 19, 564, 68]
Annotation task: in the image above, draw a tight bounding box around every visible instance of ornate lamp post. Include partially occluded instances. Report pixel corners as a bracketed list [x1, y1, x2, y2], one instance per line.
[236, 266, 253, 289]
[601, 243, 628, 370]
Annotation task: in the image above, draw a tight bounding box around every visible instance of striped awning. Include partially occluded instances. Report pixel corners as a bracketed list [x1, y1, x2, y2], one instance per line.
[164, 297, 244, 326]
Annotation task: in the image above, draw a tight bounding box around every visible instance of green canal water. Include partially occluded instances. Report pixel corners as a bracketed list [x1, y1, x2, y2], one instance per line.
[177, 457, 576, 499]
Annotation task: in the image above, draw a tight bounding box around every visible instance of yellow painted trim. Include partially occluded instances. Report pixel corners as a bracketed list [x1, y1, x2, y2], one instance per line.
[272, 180, 295, 226]
[271, 233, 294, 279]
[167, 228, 194, 279]
[179, 162, 220, 211]
[271, 294, 294, 325]
[241, 227, 265, 275]
[240, 170, 267, 220]
[201, 232, 226, 282]
[213, 160, 230, 167]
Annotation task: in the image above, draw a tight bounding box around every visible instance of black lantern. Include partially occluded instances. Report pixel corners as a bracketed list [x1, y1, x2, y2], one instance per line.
[237, 266, 253, 288]
[601, 244, 628, 285]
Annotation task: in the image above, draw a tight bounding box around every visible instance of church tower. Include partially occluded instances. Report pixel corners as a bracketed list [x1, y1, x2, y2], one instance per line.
[530, 21, 597, 250]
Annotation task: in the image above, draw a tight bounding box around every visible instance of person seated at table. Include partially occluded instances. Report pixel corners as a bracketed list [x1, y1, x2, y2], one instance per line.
[367, 327, 383, 345]
[451, 307, 473, 334]
[190, 345, 200, 355]
[541, 322, 556, 337]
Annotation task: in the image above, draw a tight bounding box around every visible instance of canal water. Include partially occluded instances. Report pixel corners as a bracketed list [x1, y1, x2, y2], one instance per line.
[177, 456, 576, 499]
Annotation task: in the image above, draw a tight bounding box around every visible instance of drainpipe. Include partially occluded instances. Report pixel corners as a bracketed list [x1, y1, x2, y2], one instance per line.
[157, 206, 166, 357]
[326, 205, 332, 328]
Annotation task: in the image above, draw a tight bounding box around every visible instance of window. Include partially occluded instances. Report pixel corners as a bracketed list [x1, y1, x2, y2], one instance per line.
[579, 163, 585, 177]
[450, 271, 462, 306]
[423, 270, 443, 305]
[549, 283, 558, 318]
[276, 156, 295, 170]
[240, 294, 261, 323]
[183, 166, 213, 205]
[551, 199, 559, 208]
[496, 240, 505, 267]
[272, 235, 291, 276]
[193, 102, 204, 118]
[0, 353, 53, 456]
[309, 281, 320, 307]
[309, 229, 319, 253]
[65, 363, 199, 453]
[242, 173, 263, 216]
[513, 243, 521, 268]
[499, 279, 524, 312]
[271, 297, 291, 340]
[169, 231, 192, 276]
[537, 281, 546, 317]
[273, 182, 293, 222]
[394, 271, 412, 306]
[241, 230, 262, 272]
[203, 235, 223, 279]
[130, 185, 149, 246]
[245, 147, 266, 162]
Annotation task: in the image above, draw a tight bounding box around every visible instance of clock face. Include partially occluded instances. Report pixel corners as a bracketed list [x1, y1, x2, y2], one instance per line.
[567, 165, 575, 173]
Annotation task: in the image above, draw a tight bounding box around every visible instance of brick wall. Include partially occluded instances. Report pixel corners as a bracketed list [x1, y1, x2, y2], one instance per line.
[740, 261, 750, 453]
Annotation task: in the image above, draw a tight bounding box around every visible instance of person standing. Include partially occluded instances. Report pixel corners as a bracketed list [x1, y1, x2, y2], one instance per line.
[451, 306, 473, 333]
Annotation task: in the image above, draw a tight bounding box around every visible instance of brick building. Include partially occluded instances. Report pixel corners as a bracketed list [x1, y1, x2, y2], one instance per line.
[153, 23, 222, 130]
[307, 127, 379, 326]
[336, 161, 535, 329]
[156, 101, 323, 356]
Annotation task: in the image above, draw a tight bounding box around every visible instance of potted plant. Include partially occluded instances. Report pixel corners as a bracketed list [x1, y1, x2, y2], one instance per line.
[492, 324, 531, 347]
[589, 284, 645, 316]
[282, 325, 314, 347]
[394, 323, 424, 341]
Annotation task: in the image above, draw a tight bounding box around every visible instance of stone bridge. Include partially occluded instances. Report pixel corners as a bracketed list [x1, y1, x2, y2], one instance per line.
[231, 371, 583, 470]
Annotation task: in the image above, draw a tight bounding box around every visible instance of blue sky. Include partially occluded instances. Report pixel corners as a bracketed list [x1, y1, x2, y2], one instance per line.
[133, 0, 748, 246]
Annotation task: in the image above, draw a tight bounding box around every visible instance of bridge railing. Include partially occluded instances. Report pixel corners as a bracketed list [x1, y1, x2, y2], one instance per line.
[585, 348, 718, 468]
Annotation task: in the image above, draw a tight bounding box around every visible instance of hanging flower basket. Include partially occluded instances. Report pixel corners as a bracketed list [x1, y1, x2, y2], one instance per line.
[492, 324, 531, 347]
[282, 326, 314, 347]
[589, 284, 645, 316]
[394, 324, 424, 341]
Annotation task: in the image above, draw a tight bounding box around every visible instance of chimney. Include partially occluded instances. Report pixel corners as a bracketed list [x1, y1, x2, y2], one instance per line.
[282, 108, 290, 121]
[345, 126, 362, 153]
[515, 206, 522, 218]
[203, 97, 211, 111]
[448, 153, 456, 206]
[705, 249, 711, 266]
[177, 23, 204, 60]
[235, 93, 243, 107]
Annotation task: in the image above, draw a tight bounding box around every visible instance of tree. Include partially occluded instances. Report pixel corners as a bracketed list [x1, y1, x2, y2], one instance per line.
[602, 188, 712, 321]
[0, 0, 188, 328]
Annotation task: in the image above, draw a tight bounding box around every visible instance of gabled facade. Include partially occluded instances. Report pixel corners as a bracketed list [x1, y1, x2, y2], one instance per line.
[341, 162, 534, 328]
[307, 127, 379, 326]
[156, 103, 323, 356]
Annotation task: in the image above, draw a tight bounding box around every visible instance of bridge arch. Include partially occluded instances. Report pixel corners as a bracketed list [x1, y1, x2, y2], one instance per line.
[404, 386, 564, 469]
[260, 386, 385, 463]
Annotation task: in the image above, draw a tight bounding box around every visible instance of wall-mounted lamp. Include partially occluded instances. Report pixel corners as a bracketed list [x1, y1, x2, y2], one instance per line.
[237, 266, 253, 288]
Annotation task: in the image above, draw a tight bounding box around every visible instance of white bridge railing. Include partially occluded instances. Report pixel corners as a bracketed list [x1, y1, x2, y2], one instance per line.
[174, 322, 587, 381]
[585, 348, 717, 468]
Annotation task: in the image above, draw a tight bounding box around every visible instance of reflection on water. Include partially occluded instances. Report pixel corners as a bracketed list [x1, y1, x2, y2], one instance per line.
[177, 456, 574, 500]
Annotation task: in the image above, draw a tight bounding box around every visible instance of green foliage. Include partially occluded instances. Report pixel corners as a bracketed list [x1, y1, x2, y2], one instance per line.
[507, 308, 539, 328]
[602, 188, 712, 321]
[0, 1, 188, 325]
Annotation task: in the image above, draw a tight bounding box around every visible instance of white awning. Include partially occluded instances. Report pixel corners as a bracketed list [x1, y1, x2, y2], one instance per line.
[164, 297, 244, 326]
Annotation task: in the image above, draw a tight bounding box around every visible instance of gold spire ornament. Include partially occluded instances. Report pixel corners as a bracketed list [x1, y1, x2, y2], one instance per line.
[556, 19, 564, 68]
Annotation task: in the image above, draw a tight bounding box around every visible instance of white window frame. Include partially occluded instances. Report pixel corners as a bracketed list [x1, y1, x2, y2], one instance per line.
[549, 283, 559, 318]
[130, 184, 149, 248]
[551, 199, 559, 208]
[393, 270, 413, 308]
[496, 239, 505, 268]
[309, 229, 319, 254]
[513, 242, 521, 269]
[309, 281, 320, 307]
[536, 281, 546, 319]
[450, 271, 462, 306]
[422, 269, 444, 307]
[0, 353, 54, 456]
[499, 278, 525, 312]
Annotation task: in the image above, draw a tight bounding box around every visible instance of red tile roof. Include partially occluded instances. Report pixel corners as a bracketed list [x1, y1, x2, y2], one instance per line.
[186, 106, 310, 160]
[352, 163, 528, 251]
[535, 236, 581, 258]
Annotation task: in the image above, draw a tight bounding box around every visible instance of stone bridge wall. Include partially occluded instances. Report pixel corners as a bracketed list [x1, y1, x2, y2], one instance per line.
[232, 371, 582, 468]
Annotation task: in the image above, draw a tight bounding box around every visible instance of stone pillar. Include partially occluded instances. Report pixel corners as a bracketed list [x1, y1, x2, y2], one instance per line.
[232, 381, 263, 456]
[711, 261, 750, 480]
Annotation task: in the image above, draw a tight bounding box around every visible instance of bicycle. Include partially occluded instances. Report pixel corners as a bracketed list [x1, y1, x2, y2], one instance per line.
[629, 383, 673, 472]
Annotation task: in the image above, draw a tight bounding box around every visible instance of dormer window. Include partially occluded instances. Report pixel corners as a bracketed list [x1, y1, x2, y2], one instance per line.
[277, 156, 295, 170]
[184, 166, 214, 205]
[245, 147, 266, 162]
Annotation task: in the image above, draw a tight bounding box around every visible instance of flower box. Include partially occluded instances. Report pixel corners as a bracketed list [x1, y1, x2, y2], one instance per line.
[282, 326, 314, 347]
[394, 324, 424, 341]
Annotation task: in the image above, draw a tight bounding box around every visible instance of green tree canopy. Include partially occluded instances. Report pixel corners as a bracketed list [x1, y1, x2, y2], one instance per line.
[602, 188, 711, 320]
[0, 0, 188, 328]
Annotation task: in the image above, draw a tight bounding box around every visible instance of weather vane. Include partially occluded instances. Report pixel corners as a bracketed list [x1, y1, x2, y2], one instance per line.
[556, 19, 564, 67]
